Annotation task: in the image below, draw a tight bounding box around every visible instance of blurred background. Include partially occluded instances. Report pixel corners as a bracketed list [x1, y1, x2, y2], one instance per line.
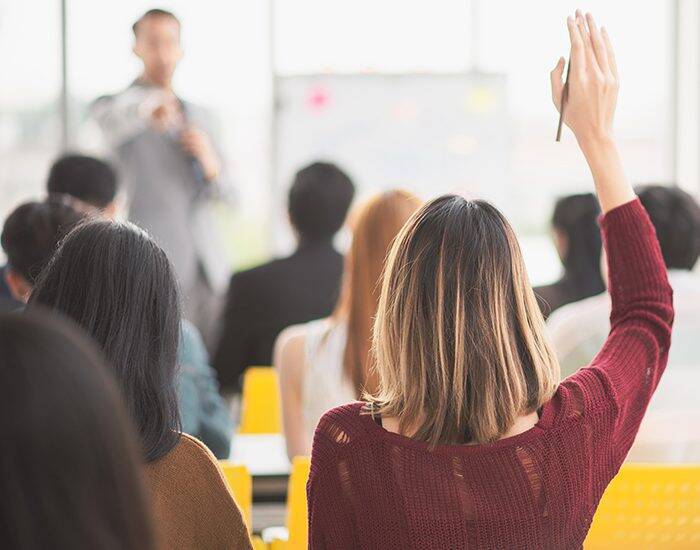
[1, 0, 697, 285]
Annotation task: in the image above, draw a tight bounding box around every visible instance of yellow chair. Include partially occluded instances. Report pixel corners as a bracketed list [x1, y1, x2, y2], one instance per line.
[239, 367, 282, 434]
[220, 461, 253, 530]
[585, 463, 700, 549]
[220, 461, 267, 549]
[268, 456, 312, 550]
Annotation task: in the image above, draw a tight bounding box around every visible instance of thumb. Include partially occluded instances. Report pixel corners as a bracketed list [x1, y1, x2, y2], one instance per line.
[550, 57, 565, 111]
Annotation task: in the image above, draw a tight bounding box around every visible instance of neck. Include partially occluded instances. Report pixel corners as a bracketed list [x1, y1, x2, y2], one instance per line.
[139, 73, 172, 90]
[297, 235, 334, 251]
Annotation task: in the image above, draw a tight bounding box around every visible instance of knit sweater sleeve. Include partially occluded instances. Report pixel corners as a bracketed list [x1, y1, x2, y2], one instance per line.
[570, 199, 674, 462]
[307, 406, 362, 549]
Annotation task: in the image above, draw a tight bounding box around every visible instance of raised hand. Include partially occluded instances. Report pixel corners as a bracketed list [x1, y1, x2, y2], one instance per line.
[551, 11, 618, 147]
[551, 11, 634, 213]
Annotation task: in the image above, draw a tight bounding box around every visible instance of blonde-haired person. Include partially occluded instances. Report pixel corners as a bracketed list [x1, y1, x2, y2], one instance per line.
[307, 12, 673, 550]
[275, 190, 421, 460]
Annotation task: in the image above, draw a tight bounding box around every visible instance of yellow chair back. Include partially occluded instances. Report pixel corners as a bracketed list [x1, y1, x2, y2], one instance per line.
[239, 367, 282, 434]
[285, 456, 312, 549]
[585, 463, 700, 549]
[220, 461, 253, 531]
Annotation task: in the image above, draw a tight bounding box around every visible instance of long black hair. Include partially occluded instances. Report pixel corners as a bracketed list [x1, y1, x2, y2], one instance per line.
[551, 193, 605, 298]
[0, 312, 156, 549]
[29, 219, 181, 462]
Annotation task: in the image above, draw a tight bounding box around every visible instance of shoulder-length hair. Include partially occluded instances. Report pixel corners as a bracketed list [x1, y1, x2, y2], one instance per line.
[333, 190, 422, 397]
[0, 311, 156, 549]
[29, 220, 181, 462]
[368, 195, 560, 445]
[551, 193, 604, 298]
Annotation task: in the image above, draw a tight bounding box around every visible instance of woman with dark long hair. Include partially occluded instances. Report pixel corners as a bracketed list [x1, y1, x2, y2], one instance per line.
[535, 192, 605, 318]
[29, 220, 251, 550]
[307, 13, 673, 549]
[0, 312, 156, 550]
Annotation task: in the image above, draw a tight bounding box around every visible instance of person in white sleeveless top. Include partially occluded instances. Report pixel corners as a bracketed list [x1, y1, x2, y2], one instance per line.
[275, 190, 421, 460]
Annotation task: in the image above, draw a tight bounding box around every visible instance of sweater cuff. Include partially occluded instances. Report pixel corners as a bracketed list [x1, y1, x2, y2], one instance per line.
[598, 197, 644, 230]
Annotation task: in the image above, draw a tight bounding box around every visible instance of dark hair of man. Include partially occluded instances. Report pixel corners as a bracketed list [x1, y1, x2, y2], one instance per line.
[288, 161, 355, 242]
[0, 311, 156, 549]
[47, 154, 118, 209]
[132, 8, 180, 36]
[551, 193, 605, 298]
[0, 198, 84, 283]
[637, 184, 700, 270]
[28, 220, 181, 462]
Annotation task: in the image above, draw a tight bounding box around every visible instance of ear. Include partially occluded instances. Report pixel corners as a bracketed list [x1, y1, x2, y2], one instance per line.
[5, 269, 32, 303]
[102, 202, 118, 220]
[552, 227, 569, 262]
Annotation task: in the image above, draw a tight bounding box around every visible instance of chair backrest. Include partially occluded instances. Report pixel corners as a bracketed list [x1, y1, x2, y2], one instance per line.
[286, 456, 311, 550]
[585, 463, 700, 549]
[220, 461, 253, 530]
[239, 366, 282, 434]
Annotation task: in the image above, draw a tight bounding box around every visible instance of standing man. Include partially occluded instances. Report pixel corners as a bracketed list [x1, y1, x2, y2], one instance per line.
[86, 9, 231, 347]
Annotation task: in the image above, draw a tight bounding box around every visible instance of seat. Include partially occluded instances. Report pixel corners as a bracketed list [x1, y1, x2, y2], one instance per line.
[239, 367, 282, 434]
[267, 456, 312, 550]
[220, 461, 253, 530]
[220, 461, 267, 549]
[585, 463, 700, 549]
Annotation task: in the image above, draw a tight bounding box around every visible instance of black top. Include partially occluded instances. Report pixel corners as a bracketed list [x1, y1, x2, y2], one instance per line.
[212, 240, 344, 392]
[534, 276, 604, 320]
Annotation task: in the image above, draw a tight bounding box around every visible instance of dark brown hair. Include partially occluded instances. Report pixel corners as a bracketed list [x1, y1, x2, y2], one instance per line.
[29, 220, 181, 462]
[132, 8, 180, 36]
[369, 195, 559, 445]
[0, 311, 156, 549]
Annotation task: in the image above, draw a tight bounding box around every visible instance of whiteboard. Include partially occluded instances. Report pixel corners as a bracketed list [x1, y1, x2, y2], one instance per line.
[273, 72, 511, 250]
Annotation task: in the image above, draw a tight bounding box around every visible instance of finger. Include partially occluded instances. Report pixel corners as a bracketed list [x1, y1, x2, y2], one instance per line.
[586, 13, 610, 75]
[601, 26, 618, 78]
[576, 11, 601, 74]
[550, 57, 565, 110]
[567, 16, 585, 74]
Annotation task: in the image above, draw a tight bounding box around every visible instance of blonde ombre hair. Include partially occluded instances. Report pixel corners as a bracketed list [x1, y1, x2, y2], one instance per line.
[368, 195, 560, 445]
[333, 190, 422, 397]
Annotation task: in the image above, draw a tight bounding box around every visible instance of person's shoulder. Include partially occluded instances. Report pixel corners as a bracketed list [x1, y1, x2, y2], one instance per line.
[235, 255, 293, 280]
[231, 255, 298, 291]
[313, 402, 370, 450]
[160, 434, 232, 492]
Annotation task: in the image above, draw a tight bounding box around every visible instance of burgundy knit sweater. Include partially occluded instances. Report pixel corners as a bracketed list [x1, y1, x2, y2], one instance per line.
[307, 199, 673, 550]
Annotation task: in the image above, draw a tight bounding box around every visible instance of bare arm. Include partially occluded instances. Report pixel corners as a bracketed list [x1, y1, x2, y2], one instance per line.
[274, 325, 311, 461]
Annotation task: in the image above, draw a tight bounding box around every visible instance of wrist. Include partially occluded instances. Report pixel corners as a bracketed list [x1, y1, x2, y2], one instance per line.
[576, 130, 616, 157]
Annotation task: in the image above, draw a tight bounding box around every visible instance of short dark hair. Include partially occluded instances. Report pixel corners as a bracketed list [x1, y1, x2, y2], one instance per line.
[47, 154, 118, 209]
[551, 193, 605, 296]
[132, 8, 180, 36]
[1, 198, 84, 283]
[637, 185, 700, 270]
[288, 162, 355, 240]
[0, 311, 156, 549]
[29, 220, 181, 462]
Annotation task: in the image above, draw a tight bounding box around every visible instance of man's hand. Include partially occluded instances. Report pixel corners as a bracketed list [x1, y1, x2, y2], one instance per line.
[149, 91, 183, 131]
[180, 126, 221, 182]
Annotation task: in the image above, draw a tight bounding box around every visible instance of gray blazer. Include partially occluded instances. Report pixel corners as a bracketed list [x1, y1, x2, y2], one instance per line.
[87, 82, 232, 294]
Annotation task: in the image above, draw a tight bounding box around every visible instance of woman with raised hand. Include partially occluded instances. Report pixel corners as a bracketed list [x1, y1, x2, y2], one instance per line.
[307, 12, 673, 549]
[276, 190, 421, 460]
[29, 221, 252, 550]
[0, 312, 156, 550]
